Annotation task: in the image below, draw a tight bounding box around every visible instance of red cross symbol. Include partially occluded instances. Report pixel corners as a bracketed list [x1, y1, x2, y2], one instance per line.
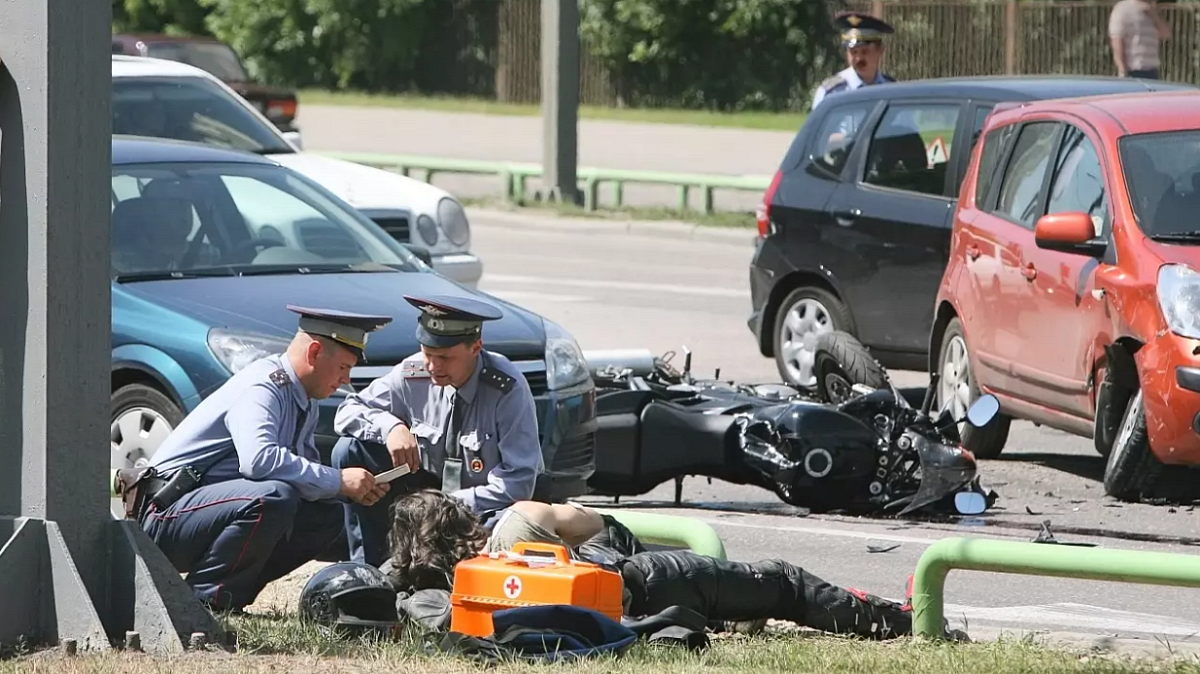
[503, 575, 522, 599]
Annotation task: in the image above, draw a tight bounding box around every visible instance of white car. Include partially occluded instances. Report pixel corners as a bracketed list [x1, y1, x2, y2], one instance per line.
[110, 55, 482, 286]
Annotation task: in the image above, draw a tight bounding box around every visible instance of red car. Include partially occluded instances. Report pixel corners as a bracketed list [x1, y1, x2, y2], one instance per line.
[932, 89, 1200, 502]
[112, 34, 298, 132]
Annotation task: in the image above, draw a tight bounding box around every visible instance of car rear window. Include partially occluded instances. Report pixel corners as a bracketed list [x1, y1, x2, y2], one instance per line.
[1120, 130, 1200, 237]
[112, 76, 293, 155]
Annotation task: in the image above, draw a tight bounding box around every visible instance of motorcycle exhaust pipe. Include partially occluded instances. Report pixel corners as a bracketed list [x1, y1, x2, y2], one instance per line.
[582, 348, 659, 378]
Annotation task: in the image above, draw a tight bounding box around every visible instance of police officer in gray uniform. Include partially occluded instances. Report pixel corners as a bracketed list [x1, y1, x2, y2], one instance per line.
[138, 305, 392, 612]
[811, 12, 897, 111]
[332, 294, 543, 567]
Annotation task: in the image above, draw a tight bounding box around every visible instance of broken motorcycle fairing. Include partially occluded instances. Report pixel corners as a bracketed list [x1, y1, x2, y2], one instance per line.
[585, 337, 998, 516]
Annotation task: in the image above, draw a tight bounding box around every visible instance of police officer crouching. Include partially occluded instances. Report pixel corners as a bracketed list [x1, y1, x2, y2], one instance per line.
[133, 305, 392, 613]
[331, 294, 543, 568]
[811, 12, 897, 111]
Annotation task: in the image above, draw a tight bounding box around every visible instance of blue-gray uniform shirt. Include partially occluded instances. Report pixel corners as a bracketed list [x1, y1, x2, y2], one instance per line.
[333, 349, 542, 513]
[147, 353, 342, 502]
[811, 65, 894, 111]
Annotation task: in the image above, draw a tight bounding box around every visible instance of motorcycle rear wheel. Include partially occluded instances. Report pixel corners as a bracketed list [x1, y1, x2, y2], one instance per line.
[812, 331, 890, 404]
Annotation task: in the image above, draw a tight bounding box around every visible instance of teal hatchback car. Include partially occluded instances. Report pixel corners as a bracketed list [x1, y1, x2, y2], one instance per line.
[108, 135, 597, 502]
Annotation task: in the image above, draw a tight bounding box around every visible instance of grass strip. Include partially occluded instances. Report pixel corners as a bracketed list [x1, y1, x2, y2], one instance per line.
[297, 90, 809, 132]
[3, 613, 1199, 674]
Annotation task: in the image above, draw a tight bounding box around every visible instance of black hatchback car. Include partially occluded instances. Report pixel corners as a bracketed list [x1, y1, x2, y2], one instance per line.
[748, 75, 1195, 388]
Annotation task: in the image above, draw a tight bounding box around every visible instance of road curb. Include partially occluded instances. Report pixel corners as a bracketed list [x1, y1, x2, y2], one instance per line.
[466, 206, 758, 245]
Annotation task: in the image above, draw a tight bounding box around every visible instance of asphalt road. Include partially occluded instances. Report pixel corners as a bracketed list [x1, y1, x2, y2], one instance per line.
[296, 105, 788, 211]
[295, 104, 1200, 645]
[466, 206, 1200, 647]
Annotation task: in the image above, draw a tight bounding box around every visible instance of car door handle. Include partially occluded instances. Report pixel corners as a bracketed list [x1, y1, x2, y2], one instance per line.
[1021, 263, 1037, 281]
[966, 245, 981, 260]
[832, 208, 861, 226]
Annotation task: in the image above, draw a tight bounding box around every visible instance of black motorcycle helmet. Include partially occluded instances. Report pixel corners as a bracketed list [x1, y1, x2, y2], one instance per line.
[298, 562, 402, 638]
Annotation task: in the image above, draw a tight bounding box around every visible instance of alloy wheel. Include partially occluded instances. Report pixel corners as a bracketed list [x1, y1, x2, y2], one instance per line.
[780, 298, 833, 387]
[1107, 389, 1141, 473]
[111, 406, 175, 470]
[939, 334, 972, 430]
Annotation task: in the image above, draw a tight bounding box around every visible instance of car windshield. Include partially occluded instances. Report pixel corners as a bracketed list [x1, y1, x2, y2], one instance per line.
[112, 76, 294, 155]
[143, 42, 249, 82]
[1120, 130, 1200, 241]
[110, 161, 421, 280]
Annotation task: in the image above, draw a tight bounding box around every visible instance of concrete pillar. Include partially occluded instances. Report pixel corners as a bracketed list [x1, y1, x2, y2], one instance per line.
[0, 0, 113, 597]
[0, 0, 224, 654]
[541, 0, 580, 205]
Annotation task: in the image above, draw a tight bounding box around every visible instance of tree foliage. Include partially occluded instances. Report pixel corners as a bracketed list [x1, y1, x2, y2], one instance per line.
[112, 0, 845, 110]
[580, 0, 844, 110]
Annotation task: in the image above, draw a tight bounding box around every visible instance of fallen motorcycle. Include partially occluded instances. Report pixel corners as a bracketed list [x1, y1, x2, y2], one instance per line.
[584, 331, 999, 517]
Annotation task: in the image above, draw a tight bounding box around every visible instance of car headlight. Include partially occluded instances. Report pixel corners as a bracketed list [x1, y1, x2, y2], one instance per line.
[208, 329, 357, 394]
[437, 197, 470, 247]
[416, 214, 439, 246]
[1156, 264, 1200, 339]
[543, 319, 590, 390]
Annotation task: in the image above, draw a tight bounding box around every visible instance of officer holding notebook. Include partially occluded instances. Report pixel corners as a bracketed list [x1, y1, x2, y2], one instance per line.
[332, 294, 543, 567]
[132, 305, 392, 613]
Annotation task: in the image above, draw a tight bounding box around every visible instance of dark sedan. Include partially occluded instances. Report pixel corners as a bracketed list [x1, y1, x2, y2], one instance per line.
[109, 135, 597, 503]
[748, 75, 1196, 387]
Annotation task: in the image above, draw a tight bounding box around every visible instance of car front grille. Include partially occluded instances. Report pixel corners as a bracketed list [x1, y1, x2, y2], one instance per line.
[372, 216, 410, 242]
[552, 431, 595, 471]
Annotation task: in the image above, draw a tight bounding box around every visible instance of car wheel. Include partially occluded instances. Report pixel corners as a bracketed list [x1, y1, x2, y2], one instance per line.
[773, 286, 852, 389]
[1102, 388, 1163, 502]
[812, 330, 889, 404]
[936, 318, 1010, 459]
[111, 383, 184, 471]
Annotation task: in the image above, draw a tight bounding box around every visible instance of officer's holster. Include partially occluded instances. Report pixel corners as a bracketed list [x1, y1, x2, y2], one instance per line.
[112, 466, 159, 520]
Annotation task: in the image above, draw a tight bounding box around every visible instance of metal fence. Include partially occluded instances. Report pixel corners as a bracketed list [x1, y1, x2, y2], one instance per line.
[420, 1, 1200, 108]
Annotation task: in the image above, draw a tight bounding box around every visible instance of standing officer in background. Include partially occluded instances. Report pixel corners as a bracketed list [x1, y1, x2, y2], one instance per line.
[332, 294, 543, 567]
[811, 12, 897, 111]
[134, 306, 393, 613]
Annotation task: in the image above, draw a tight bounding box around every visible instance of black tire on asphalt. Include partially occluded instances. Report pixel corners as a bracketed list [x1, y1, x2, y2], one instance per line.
[771, 286, 853, 389]
[1092, 372, 1131, 460]
[811, 330, 890, 404]
[1102, 388, 1163, 502]
[937, 317, 1011, 459]
[110, 382, 185, 455]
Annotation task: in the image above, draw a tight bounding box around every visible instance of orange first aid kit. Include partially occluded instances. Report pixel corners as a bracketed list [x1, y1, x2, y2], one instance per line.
[449, 541, 625, 637]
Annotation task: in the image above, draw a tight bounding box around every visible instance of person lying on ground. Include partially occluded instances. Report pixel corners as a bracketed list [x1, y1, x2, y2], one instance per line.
[380, 490, 963, 641]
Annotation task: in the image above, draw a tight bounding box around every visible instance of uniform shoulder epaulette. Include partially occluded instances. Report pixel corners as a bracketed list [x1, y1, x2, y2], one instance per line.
[821, 74, 847, 92]
[881, 73, 896, 82]
[479, 366, 515, 393]
[269, 368, 290, 387]
[402, 360, 430, 379]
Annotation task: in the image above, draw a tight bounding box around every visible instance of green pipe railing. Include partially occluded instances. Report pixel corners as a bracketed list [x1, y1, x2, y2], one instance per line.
[911, 537, 1200, 638]
[592, 508, 727, 560]
[316, 151, 772, 214]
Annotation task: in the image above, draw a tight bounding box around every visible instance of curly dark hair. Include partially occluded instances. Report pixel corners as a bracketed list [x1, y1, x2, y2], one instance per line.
[385, 489, 490, 593]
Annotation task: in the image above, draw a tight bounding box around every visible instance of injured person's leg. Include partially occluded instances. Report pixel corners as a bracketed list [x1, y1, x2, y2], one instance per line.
[616, 550, 913, 639]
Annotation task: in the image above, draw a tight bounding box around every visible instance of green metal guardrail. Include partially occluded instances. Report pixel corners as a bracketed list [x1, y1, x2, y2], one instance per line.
[593, 508, 727, 560]
[910, 537, 1200, 639]
[317, 151, 772, 215]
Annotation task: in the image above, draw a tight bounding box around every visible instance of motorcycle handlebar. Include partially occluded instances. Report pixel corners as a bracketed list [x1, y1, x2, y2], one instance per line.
[920, 372, 940, 418]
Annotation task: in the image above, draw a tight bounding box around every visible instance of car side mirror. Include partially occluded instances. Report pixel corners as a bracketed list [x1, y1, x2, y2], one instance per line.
[283, 130, 304, 150]
[404, 244, 433, 267]
[965, 394, 1000, 428]
[1034, 212, 1106, 256]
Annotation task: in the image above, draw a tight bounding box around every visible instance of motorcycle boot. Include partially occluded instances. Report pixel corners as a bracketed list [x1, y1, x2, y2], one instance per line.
[619, 550, 912, 640]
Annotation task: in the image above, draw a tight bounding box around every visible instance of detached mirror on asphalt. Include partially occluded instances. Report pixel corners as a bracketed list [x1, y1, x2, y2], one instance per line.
[955, 491, 988, 515]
